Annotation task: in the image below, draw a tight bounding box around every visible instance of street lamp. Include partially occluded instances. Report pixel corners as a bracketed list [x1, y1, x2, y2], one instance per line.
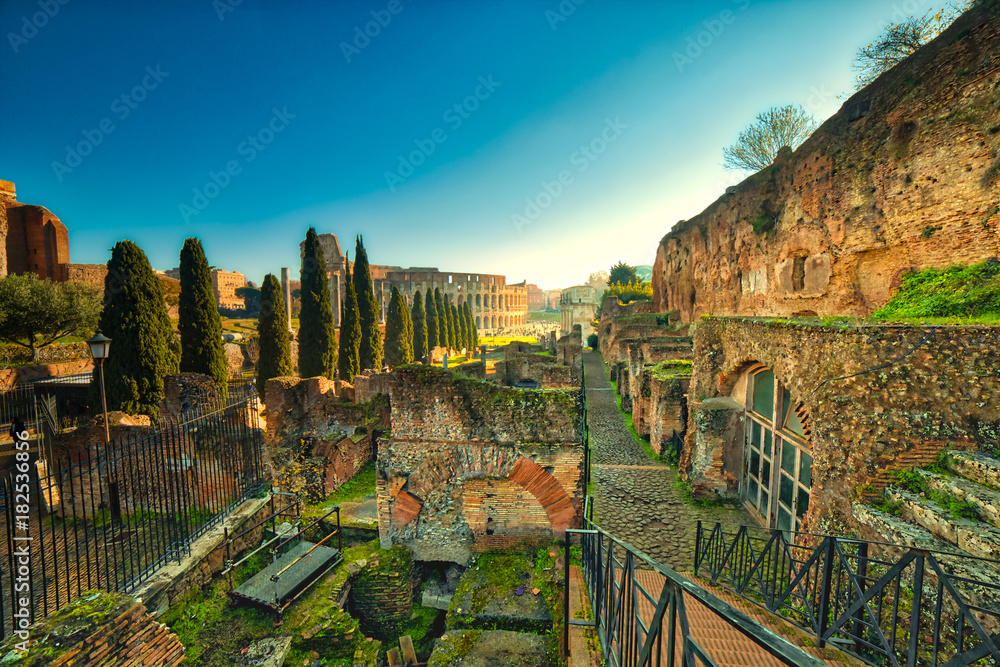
[86, 331, 111, 444]
[86, 330, 121, 528]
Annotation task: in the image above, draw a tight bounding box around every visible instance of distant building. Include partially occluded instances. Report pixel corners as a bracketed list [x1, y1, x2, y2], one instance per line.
[560, 285, 597, 340]
[300, 233, 528, 333]
[527, 283, 546, 310]
[1, 179, 70, 281]
[546, 290, 562, 310]
[164, 266, 247, 310]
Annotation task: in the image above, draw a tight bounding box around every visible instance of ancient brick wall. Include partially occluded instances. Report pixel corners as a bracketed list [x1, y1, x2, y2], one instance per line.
[496, 342, 578, 389]
[0, 591, 185, 667]
[653, 5, 1000, 322]
[264, 376, 380, 500]
[378, 366, 585, 564]
[687, 317, 1000, 534]
[349, 545, 413, 640]
[5, 204, 70, 281]
[67, 262, 108, 289]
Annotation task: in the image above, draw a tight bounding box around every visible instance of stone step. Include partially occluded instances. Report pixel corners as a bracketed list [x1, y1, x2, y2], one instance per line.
[916, 468, 1000, 530]
[947, 450, 1000, 489]
[886, 488, 1000, 560]
[853, 503, 1000, 614]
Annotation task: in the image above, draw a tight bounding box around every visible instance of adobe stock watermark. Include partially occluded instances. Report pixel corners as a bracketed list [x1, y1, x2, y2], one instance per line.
[213, 0, 243, 21]
[9, 418, 33, 654]
[179, 107, 295, 222]
[511, 117, 627, 233]
[51, 65, 169, 182]
[7, 0, 71, 54]
[340, 0, 410, 63]
[672, 0, 750, 73]
[546, 0, 585, 31]
[384, 75, 501, 192]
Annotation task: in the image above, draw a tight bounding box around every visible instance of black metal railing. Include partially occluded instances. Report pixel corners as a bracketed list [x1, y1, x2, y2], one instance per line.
[694, 521, 1000, 667]
[565, 505, 827, 667]
[0, 385, 266, 640]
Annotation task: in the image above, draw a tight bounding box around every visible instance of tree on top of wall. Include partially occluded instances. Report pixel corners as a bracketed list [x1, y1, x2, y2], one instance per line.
[424, 288, 439, 349]
[298, 227, 337, 379]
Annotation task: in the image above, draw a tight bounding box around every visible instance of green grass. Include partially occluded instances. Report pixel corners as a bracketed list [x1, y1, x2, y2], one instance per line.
[302, 461, 377, 523]
[528, 311, 561, 322]
[479, 335, 538, 347]
[871, 258, 1000, 322]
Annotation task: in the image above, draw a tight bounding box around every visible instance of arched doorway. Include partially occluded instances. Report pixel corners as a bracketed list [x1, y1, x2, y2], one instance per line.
[742, 367, 812, 532]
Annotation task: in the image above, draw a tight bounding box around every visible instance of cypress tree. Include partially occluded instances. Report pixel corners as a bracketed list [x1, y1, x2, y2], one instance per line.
[445, 296, 456, 351]
[92, 240, 180, 418]
[411, 290, 428, 362]
[337, 258, 362, 382]
[465, 302, 479, 350]
[434, 289, 447, 350]
[425, 289, 439, 349]
[455, 303, 467, 352]
[257, 273, 292, 400]
[298, 227, 337, 379]
[384, 287, 414, 368]
[353, 236, 383, 372]
[178, 237, 227, 393]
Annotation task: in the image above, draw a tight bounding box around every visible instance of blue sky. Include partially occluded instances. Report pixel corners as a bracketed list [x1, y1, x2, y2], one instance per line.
[0, 0, 941, 289]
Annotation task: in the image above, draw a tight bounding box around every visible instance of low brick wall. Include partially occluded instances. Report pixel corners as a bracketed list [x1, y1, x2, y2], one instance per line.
[349, 545, 413, 641]
[1, 591, 184, 666]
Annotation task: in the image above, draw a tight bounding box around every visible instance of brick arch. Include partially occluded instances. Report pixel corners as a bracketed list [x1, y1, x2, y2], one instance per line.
[390, 451, 576, 534]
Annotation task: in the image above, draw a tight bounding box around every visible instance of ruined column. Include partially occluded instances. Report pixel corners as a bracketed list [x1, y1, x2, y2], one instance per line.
[281, 267, 293, 333]
[331, 272, 341, 327]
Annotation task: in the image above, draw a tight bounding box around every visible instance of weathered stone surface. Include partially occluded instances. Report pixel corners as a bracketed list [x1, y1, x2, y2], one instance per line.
[919, 467, 1000, 529]
[948, 450, 1000, 490]
[160, 372, 219, 416]
[427, 630, 553, 667]
[237, 637, 292, 667]
[446, 557, 553, 634]
[652, 5, 1000, 322]
[223, 342, 244, 377]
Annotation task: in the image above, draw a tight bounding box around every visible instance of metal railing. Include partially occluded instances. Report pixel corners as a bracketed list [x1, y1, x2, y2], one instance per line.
[565, 504, 827, 667]
[0, 385, 266, 640]
[695, 521, 1000, 667]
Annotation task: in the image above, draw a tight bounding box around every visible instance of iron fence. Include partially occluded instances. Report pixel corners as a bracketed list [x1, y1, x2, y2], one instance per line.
[0, 385, 266, 640]
[565, 507, 827, 667]
[694, 521, 1000, 666]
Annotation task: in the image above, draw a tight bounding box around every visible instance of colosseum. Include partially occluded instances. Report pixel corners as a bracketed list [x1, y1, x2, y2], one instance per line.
[301, 233, 527, 333]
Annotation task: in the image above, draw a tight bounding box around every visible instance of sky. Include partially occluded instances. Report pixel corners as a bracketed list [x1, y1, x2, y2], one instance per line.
[0, 0, 943, 290]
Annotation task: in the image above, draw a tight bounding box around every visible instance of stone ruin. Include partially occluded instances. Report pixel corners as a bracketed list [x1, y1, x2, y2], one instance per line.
[377, 365, 585, 564]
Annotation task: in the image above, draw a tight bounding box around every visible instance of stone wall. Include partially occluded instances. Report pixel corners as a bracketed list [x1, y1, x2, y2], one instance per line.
[67, 262, 107, 289]
[0, 591, 185, 667]
[686, 317, 1000, 533]
[264, 375, 381, 500]
[652, 5, 1000, 322]
[495, 341, 579, 389]
[349, 545, 413, 641]
[378, 366, 585, 563]
[0, 358, 92, 388]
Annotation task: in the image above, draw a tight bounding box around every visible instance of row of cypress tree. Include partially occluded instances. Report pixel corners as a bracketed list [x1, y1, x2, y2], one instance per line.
[383, 287, 479, 368]
[91, 237, 231, 417]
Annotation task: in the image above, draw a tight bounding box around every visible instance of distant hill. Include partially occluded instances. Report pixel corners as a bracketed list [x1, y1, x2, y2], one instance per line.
[635, 265, 653, 282]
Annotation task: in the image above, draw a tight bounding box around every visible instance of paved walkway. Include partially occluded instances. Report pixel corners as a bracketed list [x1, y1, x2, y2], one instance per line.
[584, 350, 751, 572]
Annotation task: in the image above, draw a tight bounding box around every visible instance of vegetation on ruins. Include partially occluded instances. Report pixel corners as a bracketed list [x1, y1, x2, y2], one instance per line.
[257, 273, 292, 399]
[599, 280, 652, 311]
[298, 227, 337, 379]
[852, 2, 973, 90]
[609, 261, 638, 286]
[412, 289, 429, 362]
[178, 238, 228, 393]
[91, 240, 180, 418]
[384, 286, 414, 368]
[722, 104, 817, 172]
[353, 236, 384, 372]
[337, 257, 361, 382]
[0, 273, 100, 361]
[871, 258, 1000, 323]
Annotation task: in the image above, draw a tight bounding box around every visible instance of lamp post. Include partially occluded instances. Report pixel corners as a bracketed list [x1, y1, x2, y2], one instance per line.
[86, 331, 120, 527]
[86, 331, 112, 444]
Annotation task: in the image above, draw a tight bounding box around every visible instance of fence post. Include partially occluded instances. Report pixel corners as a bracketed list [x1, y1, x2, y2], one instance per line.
[852, 541, 868, 653]
[817, 536, 835, 647]
[563, 529, 571, 659]
[694, 520, 702, 573]
[906, 553, 924, 667]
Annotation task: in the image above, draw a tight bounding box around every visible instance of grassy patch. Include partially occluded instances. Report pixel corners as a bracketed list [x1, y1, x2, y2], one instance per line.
[871, 258, 1000, 322]
[528, 311, 561, 323]
[479, 336, 538, 347]
[649, 360, 693, 381]
[301, 461, 377, 524]
[888, 468, 980, 521]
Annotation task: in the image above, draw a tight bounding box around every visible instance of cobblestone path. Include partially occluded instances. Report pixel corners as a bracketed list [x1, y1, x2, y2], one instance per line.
[585, 351, 752, 572]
